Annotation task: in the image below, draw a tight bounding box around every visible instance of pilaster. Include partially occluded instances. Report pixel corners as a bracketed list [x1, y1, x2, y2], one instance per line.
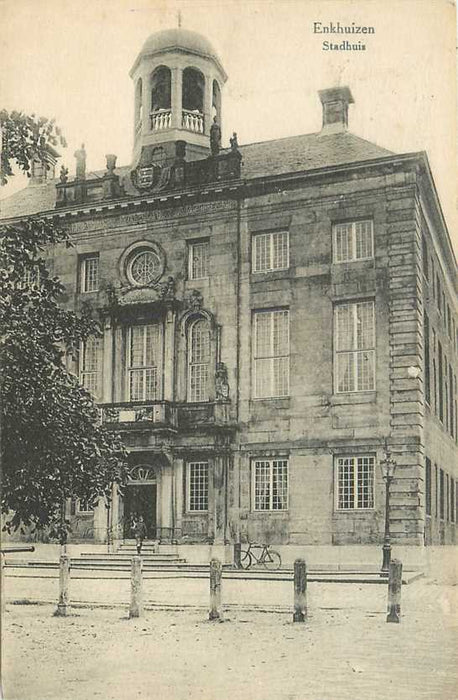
[387, 184, 425, 545]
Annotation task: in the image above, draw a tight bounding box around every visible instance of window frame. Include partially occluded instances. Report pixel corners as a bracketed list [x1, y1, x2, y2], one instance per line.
[188, 239, 210, 281]
[252, 308, 290, 399]
[252, 458, 289, 512]
[252, 230, 290, 273]
[76, 499, 94, 514]
[127, 323, 163, 402]
[332, 220, 374, 264]
[80, 335, 102, 400]
[79, 253, 99, 293]
[335, 455, 375, 511]
[334, 300, 376, 394]
[187, 317, 211, 403]
[186, 461, 209, 513]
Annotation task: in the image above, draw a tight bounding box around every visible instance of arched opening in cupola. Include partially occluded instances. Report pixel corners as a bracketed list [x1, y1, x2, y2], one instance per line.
[182, 67, 205, 133]
[150, 66, 172, 131]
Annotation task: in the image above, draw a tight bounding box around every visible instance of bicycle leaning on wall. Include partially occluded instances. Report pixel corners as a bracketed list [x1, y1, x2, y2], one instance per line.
[240, 542, 282, 570]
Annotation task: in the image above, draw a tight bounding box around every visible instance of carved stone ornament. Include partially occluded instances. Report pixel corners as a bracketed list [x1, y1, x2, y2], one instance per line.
[186, 289, 203, 311]
[215, 362, 230, 401]
[158, 276, 176, 302]
[129, 466, 156, 483]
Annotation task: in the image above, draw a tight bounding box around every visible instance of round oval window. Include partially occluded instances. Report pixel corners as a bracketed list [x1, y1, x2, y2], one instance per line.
[128, 250, 161, 286]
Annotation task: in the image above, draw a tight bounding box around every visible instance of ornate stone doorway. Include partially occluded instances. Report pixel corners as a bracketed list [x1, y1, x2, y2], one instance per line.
[123, 466, 157, 539]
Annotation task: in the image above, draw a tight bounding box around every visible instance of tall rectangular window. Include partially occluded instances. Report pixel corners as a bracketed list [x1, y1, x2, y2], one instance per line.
[435, 465, 438, 516]
[439, 468, 445, 520]
[79, 254, 99, 293]
[447, 305, 452, 339]
[421, 236, 429, 279]
[188, 240, 209, 280]
[334, 300, 375, 393]
[436, 275, 441, 313]
[188, 319, 210, 402]
[449, 364, 454, 438]
[128, 324, 162, 401]
[424, 312, 431, 405]
[333, 220, 373, 263]
[253, 309, 289, 398]
[425, 457, 432, 516]
[80, 336, 102, 399]
[451, 477, 456, 523]
[252, 231, 289, 272]
[336, 456, 375, 510]
[187, 462, 208, 512]
[438, 342, 444, 423]
[253, 459, 288, 511]
[446, 474, 450, 521]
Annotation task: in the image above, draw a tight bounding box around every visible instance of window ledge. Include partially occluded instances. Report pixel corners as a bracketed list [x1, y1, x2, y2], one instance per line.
[334, 508, 376, 515]
[250, 397, 291, 409]
[331, 392, 377, 406]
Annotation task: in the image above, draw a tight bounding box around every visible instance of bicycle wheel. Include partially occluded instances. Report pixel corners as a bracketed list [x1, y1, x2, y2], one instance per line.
[263, 550, 281, 571]
[240, 549, 252, 569]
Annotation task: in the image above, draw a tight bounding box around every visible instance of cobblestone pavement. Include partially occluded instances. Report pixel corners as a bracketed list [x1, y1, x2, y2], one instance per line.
[2, 578, 457, 700]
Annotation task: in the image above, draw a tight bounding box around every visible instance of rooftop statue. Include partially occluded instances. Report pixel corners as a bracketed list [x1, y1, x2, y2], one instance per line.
[74, 143, 86, 180]
[210, 117, 221, 156]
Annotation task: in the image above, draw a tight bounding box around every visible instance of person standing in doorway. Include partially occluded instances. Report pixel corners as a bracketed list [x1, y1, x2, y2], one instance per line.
[133, 515, 147, 554]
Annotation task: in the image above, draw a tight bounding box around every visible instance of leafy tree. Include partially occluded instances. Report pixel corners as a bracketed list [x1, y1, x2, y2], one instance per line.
[0, 217, 128, 540]
[1, 109, 67, 186]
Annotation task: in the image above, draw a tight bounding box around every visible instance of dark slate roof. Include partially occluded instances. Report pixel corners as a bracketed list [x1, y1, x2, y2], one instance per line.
[240, 131, 392, 179]
[0, 130, 393, 220]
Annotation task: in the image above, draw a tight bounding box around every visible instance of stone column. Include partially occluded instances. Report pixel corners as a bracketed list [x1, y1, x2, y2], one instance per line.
[163, 309, 176, 402]
[102, 320, 114, 404]
[174, 458, 184, 540]
[207, 460, 216, 543]
[213, 455, 227, 545]
[160, 465, 173, 542]
[171, 67, 183, 129]
[114, 327, 124, 402]
[203, 73, 212, 136]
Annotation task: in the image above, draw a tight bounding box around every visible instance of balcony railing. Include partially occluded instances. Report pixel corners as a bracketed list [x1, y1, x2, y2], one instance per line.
[150, 109, 172, 131]
[100, 401, 177, 429]
[100, 400, 232, 431]
[182, 110, 204, 133]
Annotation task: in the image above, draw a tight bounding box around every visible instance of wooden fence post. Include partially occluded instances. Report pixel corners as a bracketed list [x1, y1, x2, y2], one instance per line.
[233, 543, 241, 569]
[129, 555, 143, 618]
[209, 558, 222, 620]
[387, 558, 402, 623]
[55, 554, 70, 617]
[293, 558, 307, 623]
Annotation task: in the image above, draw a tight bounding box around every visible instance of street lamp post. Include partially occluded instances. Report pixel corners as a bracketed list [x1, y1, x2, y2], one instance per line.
[380, 449, 397, 572]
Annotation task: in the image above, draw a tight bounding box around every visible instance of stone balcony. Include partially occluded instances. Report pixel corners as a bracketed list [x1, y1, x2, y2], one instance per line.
[100, 400, 233, 432]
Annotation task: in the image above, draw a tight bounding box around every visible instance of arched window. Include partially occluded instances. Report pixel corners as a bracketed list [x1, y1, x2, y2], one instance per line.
[182, 68, 204, 133]
[188, 318, 211, 402]
[151, 66, 171, 131]
[151, 66, 171, 111]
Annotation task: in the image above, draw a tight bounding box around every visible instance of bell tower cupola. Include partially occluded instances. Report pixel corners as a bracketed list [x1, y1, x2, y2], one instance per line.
[130, 28, 227, 167]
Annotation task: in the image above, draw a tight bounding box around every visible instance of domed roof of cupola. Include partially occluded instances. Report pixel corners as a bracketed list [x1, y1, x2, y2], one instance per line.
[141, 28, 217, 59]
[130, 28, 226, 79]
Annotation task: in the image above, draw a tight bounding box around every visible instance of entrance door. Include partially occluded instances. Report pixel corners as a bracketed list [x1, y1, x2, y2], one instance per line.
[123, 484, 157, 539]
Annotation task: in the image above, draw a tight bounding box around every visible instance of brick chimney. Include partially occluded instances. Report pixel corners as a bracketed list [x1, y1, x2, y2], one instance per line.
[318, 87, 354, 135]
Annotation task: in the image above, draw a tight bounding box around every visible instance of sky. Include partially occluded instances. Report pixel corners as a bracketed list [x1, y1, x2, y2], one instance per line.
[0, 0, 457, 253]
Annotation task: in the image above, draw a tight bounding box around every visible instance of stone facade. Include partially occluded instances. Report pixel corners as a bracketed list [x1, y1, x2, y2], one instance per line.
[2, 28, 456, 554]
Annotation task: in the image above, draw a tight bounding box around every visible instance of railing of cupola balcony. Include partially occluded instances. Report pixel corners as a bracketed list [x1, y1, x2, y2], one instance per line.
[150, 109, 172, 131]
[182, 110, 204, 133]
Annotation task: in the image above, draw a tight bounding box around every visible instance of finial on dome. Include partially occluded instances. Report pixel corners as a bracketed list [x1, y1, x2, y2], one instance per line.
[177, 10, 182, 28]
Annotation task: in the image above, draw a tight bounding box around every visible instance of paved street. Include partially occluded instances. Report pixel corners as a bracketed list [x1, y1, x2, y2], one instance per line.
[2, 576, 457, 700]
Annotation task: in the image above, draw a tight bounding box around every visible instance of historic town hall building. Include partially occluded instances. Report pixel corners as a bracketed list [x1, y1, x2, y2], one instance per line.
[2, 28, 457, 561]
